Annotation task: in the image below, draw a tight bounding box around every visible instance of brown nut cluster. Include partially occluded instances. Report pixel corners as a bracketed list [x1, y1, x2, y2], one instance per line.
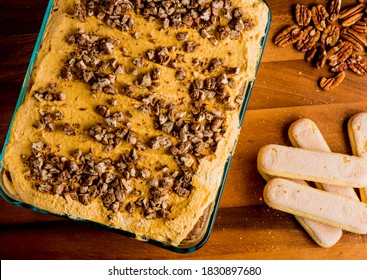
[79, 0, 255, 43]
[24, 142, 181, 219]
[33, 83, 66, 102]
[274, 0, 367, 91]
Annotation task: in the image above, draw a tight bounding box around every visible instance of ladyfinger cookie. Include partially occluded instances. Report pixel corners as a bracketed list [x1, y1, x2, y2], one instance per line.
[258, 144, 367, 188]
[259, 171, 342, 247]
[348, 113, 367, 202]
[264, 178, 367, 234]
[289, 118, 359, 201]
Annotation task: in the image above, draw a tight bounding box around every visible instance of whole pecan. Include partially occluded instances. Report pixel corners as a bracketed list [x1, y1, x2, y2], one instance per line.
[274, 25, 303, 47]
[347, 54, 367, 75]
[296, 26, 320, 52]
[327, 0, 341, 23]
[295, 4, 312, 26]
[319, 71, 345, 91]
[311, 4, 329, 31]
[321, 24, 340, 46]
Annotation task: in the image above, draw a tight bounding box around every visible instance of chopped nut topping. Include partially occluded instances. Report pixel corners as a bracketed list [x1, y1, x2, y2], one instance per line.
[175, 68, 187, 80]
[150, 135, 173, 149]
[184, 41, 200, 53]
[176, 32, 189, 41]
[64, 123, 77, 136]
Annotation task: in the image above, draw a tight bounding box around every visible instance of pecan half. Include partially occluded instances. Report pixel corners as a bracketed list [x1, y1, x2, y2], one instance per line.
[339, 3, 365, 19]
[351, 21, 367, 33]
[295, 4, 312, 26]
[327, 0, 341, 23]
[274, 25, 303, 47]
[326, 41, 353, 67]
[311, 4, 329, 31]
[341, 12, 364, 27]
[340, 28, 367, 52]
[319, 72, 345, 91]
[320, 24, 340, 46]
[296, 26, 320, 52]
[347, 54, 367, 75]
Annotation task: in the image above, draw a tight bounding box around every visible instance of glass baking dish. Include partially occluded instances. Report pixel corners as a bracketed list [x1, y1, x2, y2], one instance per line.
[0, 0, 271, 253]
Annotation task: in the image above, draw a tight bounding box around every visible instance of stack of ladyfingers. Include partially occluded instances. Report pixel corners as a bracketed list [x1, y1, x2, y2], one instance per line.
[257, 114, 367, 247]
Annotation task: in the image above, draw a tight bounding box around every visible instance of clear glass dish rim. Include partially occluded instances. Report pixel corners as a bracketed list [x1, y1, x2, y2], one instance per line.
[0, 0, 272, 254]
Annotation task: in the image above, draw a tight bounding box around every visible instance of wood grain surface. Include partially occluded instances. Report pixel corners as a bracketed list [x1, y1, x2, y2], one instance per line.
[1, 0, 367, 260]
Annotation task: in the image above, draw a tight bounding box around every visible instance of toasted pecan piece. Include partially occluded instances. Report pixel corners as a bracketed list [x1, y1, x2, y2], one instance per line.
[319, 72, 345, 91]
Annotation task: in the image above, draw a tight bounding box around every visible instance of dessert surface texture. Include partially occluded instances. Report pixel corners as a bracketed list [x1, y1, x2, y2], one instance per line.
[2, 0, 268, 245]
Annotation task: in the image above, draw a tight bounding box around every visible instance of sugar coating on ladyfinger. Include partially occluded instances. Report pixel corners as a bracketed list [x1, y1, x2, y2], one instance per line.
[264, 178, 367, 234]
[348, 113, 367, 203]
[289, 118, 359, 201]
[258, 144, 367, 188]
[348, 113, 367, 160]
[294, 216, 342, 248]
[259, 166, 342, 247]
[288, 118, 330, 152]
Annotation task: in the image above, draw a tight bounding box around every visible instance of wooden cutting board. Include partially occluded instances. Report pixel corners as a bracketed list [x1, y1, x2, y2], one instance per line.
[1, 0, 367, 259]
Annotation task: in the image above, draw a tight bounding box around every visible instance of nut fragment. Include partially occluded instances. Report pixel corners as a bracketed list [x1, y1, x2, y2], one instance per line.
[175, 68, 187, 80]
[185, 41, 200, 53]
[311, 4, 329, 31]
[319, 71, 345, 91]
[176, 32, 189, 41]
[295, 4, 312, 26]
[274, 25, 303, 47]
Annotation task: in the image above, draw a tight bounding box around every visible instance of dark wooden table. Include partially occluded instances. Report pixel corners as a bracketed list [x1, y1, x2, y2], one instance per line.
[1, 0, 367, 259]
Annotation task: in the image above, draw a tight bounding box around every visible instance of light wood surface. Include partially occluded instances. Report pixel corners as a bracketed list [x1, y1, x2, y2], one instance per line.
[1, 0, 367, 259]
